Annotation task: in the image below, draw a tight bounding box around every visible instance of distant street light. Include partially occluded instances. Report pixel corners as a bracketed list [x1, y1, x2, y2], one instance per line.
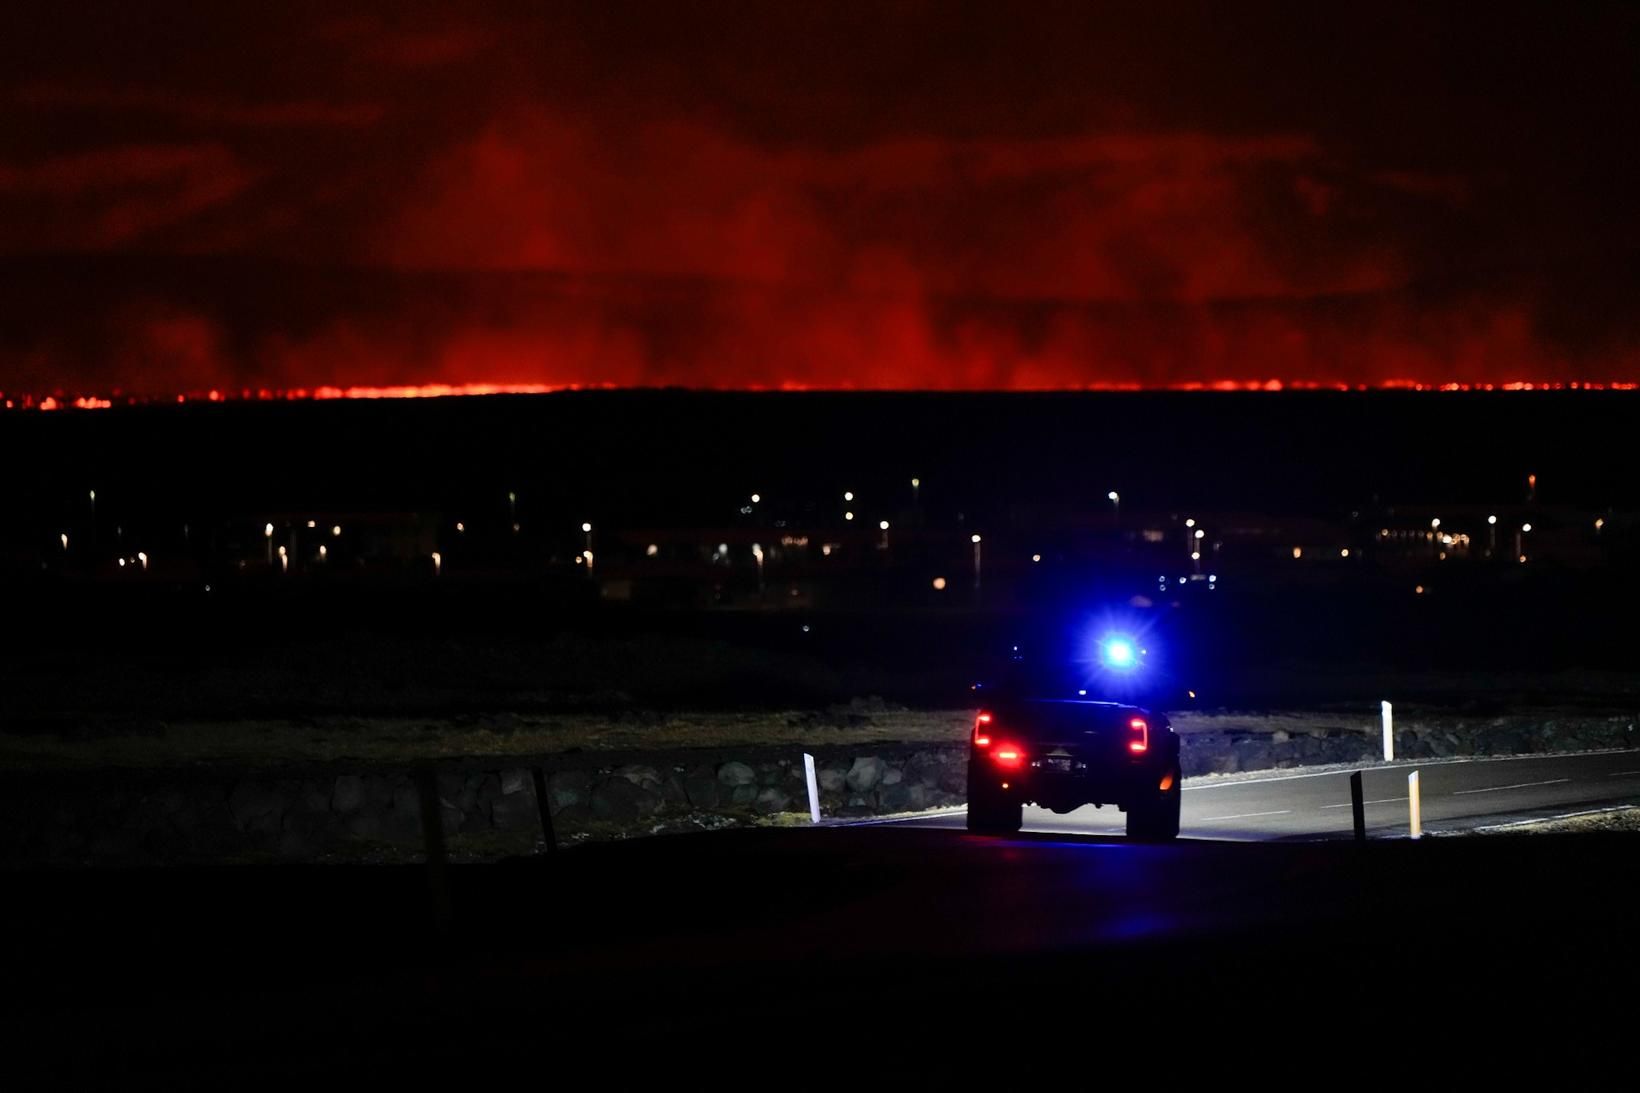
[971, 533, 983, 590]
[843, 491, 854, 502]
[136, 551, 148, 571]
[431, 551, 441, 577]
[277, 544, 288, 573]
[1516, 522, 1531, 561]
[1108, 491, 1120, 524]
[508, 491, 518, 532]
[911, 477, 921, 506]
[879, 520, 890, 550]
[750, 493, 761, 504]
[751, 542, 765, 591]
[265, 522, 274, 565]
[59, 532, 68, 551]
[1487, 514, 1498, 556]
[844, 511, 855, 521]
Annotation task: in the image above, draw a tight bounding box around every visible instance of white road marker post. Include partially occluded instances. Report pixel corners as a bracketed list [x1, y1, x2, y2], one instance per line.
[803, 753, 821, 825]
[1408, 770, 1422, 840]
[1381, 700, 1395, 762]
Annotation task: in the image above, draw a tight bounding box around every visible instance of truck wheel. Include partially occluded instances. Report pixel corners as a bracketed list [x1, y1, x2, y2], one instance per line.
[1126, 771, 1181, 841]
[966, 775, 1023, 834]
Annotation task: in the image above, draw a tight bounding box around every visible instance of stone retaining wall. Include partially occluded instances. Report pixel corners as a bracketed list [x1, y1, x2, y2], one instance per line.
[4, 715, 1633, 865]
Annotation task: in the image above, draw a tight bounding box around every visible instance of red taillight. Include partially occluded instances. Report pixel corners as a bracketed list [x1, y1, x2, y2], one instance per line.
[974, 711, 994, 747]
[991, 742, 1025, 768]
[1128, 717, 1149, 754]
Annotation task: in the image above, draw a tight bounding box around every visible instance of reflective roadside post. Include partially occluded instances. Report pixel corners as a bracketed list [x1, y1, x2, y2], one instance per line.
[1408, 771, 1422, 839]
[1381, 700, 1394, 762]
[803, 753, 821, 825]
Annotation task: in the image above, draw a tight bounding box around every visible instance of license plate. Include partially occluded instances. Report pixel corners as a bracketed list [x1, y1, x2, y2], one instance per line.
[1040, 756, 1075, 772]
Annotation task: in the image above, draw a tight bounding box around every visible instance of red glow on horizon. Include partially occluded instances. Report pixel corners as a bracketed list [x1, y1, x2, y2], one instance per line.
[3, 378, 1639, 411]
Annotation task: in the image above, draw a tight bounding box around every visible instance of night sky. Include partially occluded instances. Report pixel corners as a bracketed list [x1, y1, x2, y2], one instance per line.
[4, 1, 1638, 395]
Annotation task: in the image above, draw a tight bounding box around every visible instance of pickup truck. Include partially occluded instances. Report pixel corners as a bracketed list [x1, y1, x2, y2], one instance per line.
[966, 682, 1182, 839]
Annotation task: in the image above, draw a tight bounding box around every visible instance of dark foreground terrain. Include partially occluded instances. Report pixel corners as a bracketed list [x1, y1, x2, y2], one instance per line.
[9, 827, 1637, 1081]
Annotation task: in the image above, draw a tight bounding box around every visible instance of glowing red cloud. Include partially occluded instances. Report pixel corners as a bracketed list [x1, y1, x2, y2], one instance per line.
[1, 107, 1635, 396]
[0, 144, 256, 250]
[375, 114, 1397, 305]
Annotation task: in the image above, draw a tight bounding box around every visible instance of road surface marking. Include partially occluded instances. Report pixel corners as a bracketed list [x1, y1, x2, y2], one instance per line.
[1181, 748, 1640, 790]
[1198, 809, 1292, 821]
[1473, 805, 1640, 831]
[845, 753, 1637, 827]
[1452, 778, 1570, 796]
[844, 808, 966, 826]
[1607, 771, 1640, 777]
[1319, 796, 1407, 809]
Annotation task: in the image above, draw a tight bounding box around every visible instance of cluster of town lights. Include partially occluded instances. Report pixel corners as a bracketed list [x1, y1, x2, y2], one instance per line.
[52, 473, 1588, 590]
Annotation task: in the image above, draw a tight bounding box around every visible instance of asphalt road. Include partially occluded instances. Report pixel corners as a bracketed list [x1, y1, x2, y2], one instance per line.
[13, 823, 1640, 1080]
[878, 748, 1640, 839]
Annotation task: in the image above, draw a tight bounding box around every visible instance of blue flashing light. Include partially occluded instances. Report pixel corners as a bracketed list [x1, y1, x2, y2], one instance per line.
[1101, 636, 1138, 670]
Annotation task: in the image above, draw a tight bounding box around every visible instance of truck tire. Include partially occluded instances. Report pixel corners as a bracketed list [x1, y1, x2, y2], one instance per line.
[1126, 770, 1181, 841]
[966, 773, 1023, 834]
